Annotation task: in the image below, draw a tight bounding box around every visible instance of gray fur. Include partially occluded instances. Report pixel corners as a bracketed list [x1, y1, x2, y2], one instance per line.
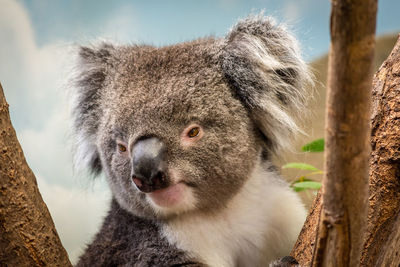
[222, 15, 312, 153]
[71, 15, 310, 266]
[76, 199, 202, 267]
[71, 43, 116, 175]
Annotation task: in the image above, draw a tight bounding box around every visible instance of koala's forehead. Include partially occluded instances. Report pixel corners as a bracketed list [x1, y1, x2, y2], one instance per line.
[100, 38, 242, 126]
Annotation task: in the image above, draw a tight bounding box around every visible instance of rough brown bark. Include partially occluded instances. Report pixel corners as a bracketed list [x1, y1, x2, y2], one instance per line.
[312, 1, 377, 266]
[361, 35, 400, 267]
[292, 37, 400, 267]
[0, 83, 71, 266]
[290, 192, 321, 265]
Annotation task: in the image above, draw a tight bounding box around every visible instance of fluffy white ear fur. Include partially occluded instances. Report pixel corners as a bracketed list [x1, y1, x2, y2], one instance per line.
[73, 131, 100, 174]
[222, 15, 313, 153]
[69, 43, 114, 174]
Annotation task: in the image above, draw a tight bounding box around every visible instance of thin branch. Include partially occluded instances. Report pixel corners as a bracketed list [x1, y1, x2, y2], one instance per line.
[313, 0, 377, 265]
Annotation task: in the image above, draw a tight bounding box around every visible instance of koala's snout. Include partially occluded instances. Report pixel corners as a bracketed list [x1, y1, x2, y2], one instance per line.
[131, 137, 169, 193]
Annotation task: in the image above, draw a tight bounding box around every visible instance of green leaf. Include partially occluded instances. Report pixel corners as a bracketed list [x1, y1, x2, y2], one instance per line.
[292, 186, 306, 192]
[282, 162, 319, 171]
[302, 138, 325, 152]
[291, 177, 312, 184]
[292, 181, 322, 190]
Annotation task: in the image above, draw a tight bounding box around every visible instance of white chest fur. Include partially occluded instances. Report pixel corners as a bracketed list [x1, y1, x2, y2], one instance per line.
[162, 163, 306, 267]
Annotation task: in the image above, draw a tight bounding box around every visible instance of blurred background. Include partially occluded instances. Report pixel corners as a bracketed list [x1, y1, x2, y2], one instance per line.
[0, 0, 399, 263]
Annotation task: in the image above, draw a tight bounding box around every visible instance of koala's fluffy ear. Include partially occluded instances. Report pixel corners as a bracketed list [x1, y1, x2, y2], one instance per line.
[71, 43, 114, 175]
[221, 15, 313, 154]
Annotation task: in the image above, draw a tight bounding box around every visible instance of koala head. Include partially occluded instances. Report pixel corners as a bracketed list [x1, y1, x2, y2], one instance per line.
[71, 15, 312, 219]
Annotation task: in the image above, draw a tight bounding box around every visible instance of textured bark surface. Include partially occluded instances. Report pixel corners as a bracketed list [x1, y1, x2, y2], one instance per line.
[312, 0, 377, 266]
[291, 37, 400, 267]
[290, 192, 321, 266]
[361, 35, 400, 267]
[0, 84, 71, 266]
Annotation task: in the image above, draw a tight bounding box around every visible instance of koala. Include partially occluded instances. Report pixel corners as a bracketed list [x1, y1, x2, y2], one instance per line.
[71, 15, 311, 267]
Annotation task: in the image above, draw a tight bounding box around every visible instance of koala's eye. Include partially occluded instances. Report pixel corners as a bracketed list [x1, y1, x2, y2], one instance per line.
[187, 127, 200, 138]
[181, 124, 203, 147]
[117, 143, 127, 153]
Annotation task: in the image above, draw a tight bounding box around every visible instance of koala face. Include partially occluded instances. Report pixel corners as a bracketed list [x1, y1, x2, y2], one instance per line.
[94, 40, 262, 218]
[72, 16, 311, 219]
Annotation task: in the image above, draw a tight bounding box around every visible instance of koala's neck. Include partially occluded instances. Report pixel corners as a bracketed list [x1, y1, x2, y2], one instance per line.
[161, 162, 306, 267]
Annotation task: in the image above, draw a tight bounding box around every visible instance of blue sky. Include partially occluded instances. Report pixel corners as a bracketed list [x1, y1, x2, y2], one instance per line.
[21, 0, 400, 60]
[22, 0, 331, 58]
[1, 0, 399, 263]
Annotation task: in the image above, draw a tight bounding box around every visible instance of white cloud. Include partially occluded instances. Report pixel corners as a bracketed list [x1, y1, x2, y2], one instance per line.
[282, 0, 313, 22]
[18, 103, 75, 188]
[100, 4, 139, 43]
[0, 0, 69, 130]
[16, 102, 114, 265]
[37, 175, 111, 264]
[0, 0, 35, 101]
[0, 0, 112, 264]
[283, 2, 301, 21]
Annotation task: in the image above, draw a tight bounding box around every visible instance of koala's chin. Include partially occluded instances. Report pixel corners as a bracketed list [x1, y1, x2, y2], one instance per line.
[145, 172, 198, 218]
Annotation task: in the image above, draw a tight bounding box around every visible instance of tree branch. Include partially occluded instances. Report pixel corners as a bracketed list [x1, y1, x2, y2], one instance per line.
[312, 1, 377, 265]
[0, 83, 71, 266]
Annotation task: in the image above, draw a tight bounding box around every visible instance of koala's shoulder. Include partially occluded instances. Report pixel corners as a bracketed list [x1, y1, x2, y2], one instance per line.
[76, 200, 202, 266]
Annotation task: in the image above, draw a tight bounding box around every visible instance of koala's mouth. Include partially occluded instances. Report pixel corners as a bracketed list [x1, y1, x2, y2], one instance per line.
[132, 171, 197, 194]
[132, 173, 169, 193]
[132, 176, 188, 208]
[148, 182, 187, 207]
[132, 174, 194, 208]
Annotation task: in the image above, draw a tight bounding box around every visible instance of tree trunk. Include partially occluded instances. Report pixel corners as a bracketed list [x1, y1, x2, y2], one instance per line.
[312, 0, 377, 266]
[292, 36, 400, 267]
[361, 34, 400, 267]
[0, 83, 72, 266]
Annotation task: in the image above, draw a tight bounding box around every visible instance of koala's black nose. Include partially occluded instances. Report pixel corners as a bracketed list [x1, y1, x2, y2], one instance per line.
[131, 137, 169, 193]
